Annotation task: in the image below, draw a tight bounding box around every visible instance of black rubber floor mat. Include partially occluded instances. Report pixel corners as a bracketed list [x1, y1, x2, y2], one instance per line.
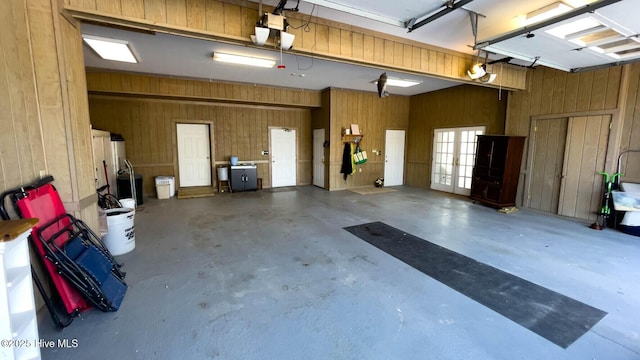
[344, 221, 607, 348]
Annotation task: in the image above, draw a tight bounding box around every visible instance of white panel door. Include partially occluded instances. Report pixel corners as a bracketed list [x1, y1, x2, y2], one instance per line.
[384, 130, 406, 186]
[313, 129, 325, 188]
[431, 127, 484, 195]
[177, 123, 211, 187]
[271, 128, 297, 187]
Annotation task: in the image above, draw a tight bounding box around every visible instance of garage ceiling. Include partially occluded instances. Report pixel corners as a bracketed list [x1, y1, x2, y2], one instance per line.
[82, 0, 639, 96]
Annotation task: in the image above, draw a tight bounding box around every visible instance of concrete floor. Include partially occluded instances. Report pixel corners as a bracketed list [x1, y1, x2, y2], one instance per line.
[38, 186, 640, 359]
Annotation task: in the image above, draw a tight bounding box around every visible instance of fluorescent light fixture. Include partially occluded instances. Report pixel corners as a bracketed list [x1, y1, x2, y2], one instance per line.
[525, 2, 572, 25]
[546, 17, 601, 39]
[251, 27, 270, 46]
[372, 77, 421, 88]
[280, 31, 295, 50]
[213, 52, 276, 68]
[82, 34, 137, 63]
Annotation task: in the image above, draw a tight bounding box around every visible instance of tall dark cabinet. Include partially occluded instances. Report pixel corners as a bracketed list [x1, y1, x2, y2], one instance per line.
[470, 135, 526, 208]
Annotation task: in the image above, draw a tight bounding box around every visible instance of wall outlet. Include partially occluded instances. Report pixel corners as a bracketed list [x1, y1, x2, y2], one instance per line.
[39, 170, 46, 178]
[359, 168, 362, 173]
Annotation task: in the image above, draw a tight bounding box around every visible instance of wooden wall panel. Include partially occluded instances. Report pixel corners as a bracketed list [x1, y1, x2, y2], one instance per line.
[121, 0, 145, 18]
[144, 0, 166, 23]
[66, 0, 527, 89]
[508, 67, 618, 144]
[327, 89, 410, 190]
[89, 96, 312, 195]
[505, 64, 640, 209]
[86, 72, 322, 108]
[61, 17, 96, 201]
[166, 0, 187, 27]
[618, 63, 640, 183]
[2, 0, 101, 309]
[0, 0, 44, 193]
[186, 0, 206, 30]
[407, 85, 508, 189]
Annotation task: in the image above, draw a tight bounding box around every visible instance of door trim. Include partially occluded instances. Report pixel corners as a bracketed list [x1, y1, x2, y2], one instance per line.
[431, 126, 485, 195]
[313, 128, 326, 188]
[384, 129, 406, 187]
[269, 126, 298, 188]
[172, 119, 215, 190]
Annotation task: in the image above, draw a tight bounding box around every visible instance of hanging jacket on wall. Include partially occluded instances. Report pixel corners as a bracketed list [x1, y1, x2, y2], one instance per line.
[340, 142, 352, 180]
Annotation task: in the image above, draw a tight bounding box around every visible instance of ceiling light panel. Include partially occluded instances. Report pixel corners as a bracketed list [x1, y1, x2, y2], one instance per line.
[82, 35, 137, 63]
[371, 78, 421, 88]
[545, 17, 602, 39]
[525, 2, 573, 26]
[213, 52, 276, 68]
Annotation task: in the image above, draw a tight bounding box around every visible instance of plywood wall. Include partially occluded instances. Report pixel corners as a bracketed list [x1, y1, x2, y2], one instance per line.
[327, 89, 410, 190]
[89, 96, 312, 195]
[2, 0, 100, 310]
[505, 65, 638, 208]
[406, 85, 508, 188]
[506, 66, 621, 136]
[66, 0, 527, 90]
[1, 0, 98, 226]
[0, 0, 46, 193]
[86, 72, 322, 108]
[618, 63, 640, 183]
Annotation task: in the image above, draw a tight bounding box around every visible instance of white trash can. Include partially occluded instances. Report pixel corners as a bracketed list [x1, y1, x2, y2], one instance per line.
[155, 176, 175, 197]
[103, 208, 135, 256]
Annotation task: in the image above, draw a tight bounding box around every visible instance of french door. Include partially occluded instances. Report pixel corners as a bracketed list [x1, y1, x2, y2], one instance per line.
[431, 126, 485, 195]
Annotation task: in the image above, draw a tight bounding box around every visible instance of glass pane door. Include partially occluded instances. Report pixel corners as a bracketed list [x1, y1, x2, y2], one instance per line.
[432, 130, 456, 192]
[431, 126, 485, 195]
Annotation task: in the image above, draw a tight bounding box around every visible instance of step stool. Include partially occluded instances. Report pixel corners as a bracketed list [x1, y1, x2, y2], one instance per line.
[218, 180, 231, 193]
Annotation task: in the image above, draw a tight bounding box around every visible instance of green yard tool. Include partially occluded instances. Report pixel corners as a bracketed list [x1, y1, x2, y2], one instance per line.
[590, 171, 621, 230]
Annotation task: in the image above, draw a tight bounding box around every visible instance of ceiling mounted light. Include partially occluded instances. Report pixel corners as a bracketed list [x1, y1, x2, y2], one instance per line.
[280, 31, 295, 50]
[213, 52, 276, 68]
[82, 34, 137, 63]
[371, 77, 422, 88]
[525, 2, 573, 26]
[467, 63, 486, 80]
[479, 72, 497, 84]
[251, 27, 270, 46]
